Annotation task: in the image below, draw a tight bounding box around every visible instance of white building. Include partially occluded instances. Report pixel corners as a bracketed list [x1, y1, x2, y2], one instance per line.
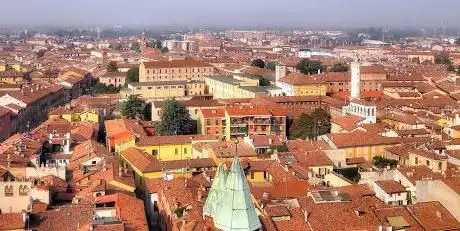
[343, 53, 377, 123]
[372, 180, 408, 205]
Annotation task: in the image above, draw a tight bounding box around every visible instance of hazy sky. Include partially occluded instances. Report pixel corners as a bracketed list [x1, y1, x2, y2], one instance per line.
[2, 0, 460, 28]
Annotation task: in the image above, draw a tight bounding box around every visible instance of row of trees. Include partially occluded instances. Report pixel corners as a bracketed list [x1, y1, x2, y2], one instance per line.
[253, 58, 349, 76]
[120, 97, 193, 135]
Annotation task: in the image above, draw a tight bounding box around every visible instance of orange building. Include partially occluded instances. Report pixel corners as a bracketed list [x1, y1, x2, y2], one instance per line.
[199, 108, 226, 138]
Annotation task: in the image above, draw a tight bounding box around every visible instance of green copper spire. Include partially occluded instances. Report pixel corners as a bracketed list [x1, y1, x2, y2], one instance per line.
[214, 157, 262, 231]
[203, 163, 228, 218]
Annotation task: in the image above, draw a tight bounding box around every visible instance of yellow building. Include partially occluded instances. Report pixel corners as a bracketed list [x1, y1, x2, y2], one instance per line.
[277, 72, 327, 96]
[381, 113, 425, 130]
[0, 69, 24, 84]
[322, 131, 402, 167]
[49, 107, 100, 123]
[120, 147, 216, 188]
[135, 134, 217, 161]
[407, 52, 435, 64]
[58, 68, 89, 81]
[121, 81, 186, 99]
[205, 75, 282, 99]
[120, 81, 207, 99]
[139, 59, 214, 83]
[450, 126, 460, 139]
[408, 149, 448, 173]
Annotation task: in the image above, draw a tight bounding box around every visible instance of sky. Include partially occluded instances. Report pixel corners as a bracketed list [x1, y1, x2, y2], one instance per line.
[2, 0, 460, 28]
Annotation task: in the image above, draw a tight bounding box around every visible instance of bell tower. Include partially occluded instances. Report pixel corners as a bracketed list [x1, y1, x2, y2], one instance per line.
[350, 52, 361, 100]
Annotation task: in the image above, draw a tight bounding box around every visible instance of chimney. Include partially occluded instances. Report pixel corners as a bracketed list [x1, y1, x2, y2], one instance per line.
[118, 165, 123, 177]
[123, 166, 128, 175]
[318, 69, 321, 74]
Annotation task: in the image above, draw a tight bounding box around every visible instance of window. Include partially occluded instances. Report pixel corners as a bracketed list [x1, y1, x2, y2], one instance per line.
[152, 150, 158, 156]
[19, 185, 29, 196]
[92, 161, 97, 164]
[175, 148, 179, 155]
[263, 171, 268, 179]
[148, 87, 152, 89]
[415, 157, 419, 165]
[184, 148, 187, 154]
[4, 185, 13, 197]
[426, 160, 430, 166]
[250, 172, 255, 179]
[438, 162, 442, 171]
[206, 119, 211, 126]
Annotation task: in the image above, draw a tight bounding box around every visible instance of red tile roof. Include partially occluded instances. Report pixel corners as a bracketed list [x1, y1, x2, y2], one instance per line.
[0, 213, 24, 230]
[143, 59, 212, 68]
[278, 72, 326, 85]
[375, 180, 406, 194]
[407, 201, 460, 231]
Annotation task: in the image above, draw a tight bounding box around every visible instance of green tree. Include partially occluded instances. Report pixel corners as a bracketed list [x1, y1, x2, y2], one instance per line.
[447, 64, 456, 72]
[157, 99, 193, 136]
[265, 61, 277, 71]
[373, 156, 398, 169]
[251, 59, 265, 68]
[296, 59, 325, 75]
[330, 63, 349, 72]
[435, 52, 452, 65]
[289, 108, 331, 140]
[131, 42, 141, 52]
[120, 95, 146, 119]
[106, 61, 118, 72]
[160, 47, 169, 53]
[127, 67, 139, 83]
[258, 76, 271, 86]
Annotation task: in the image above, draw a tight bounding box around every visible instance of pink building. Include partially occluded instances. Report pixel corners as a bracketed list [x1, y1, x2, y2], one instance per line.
[99, 72, 127, 87]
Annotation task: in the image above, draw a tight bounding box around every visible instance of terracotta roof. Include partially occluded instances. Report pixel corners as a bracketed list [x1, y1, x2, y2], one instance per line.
[200, 108, 225, 118]
[100, 72, 127, 78]
[250, 134, 282, 147]
[373, 206, 423, 230]
[143, 59, 212, 68]
[409, 149, 448, 160]
[225, 105, 287, 117]
[407, 201, 460, 231]
[153, 99, 223, 108]
[0, 213, 24, 230]
[442, 177, 460, 195]
[375, 180, 406, 194]
[250, 180, 309, 200]
[326, 131, 401, 148]
[30, 205, 93, 231]
[95, 192, 148, 231]
[395, 128, 429, 136]
[278, 72, 326, 85]
[331, 114, 364, 131]
[136, 134, 215, 146]
[332, 90, 384, 101]
[381, 113, 421, 125]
